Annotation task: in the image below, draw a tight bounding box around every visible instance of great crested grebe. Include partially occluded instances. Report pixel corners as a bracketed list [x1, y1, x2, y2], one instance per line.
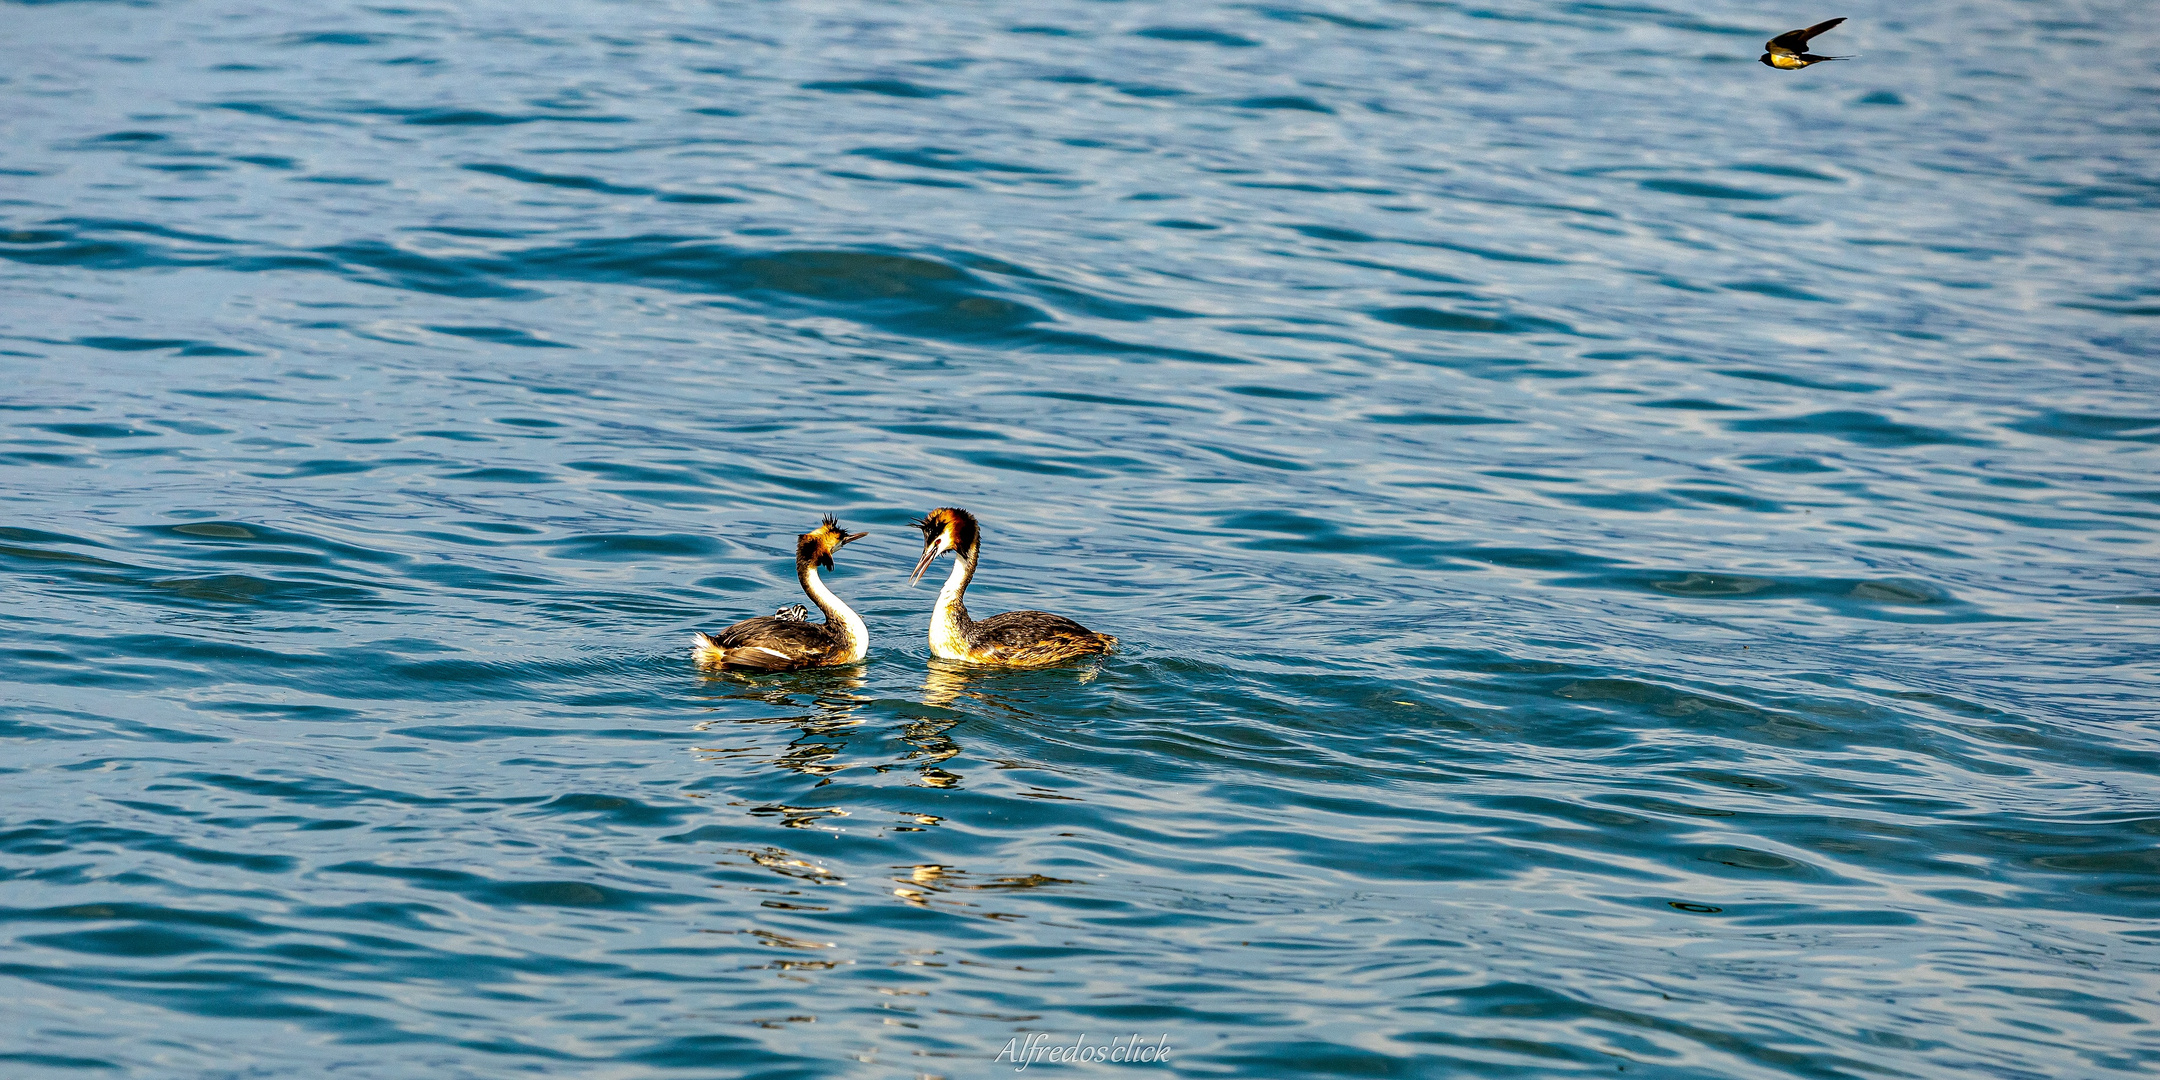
[692, 515, 868, 670]
[908, 507, 1116, 666]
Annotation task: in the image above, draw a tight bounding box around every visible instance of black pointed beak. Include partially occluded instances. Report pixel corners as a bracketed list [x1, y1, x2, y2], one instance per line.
[908, 541, 941, 586]
[842, 530, 867, 545]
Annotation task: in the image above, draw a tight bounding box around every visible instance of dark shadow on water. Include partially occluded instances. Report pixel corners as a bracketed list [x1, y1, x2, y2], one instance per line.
[2, 221, 1238, 361]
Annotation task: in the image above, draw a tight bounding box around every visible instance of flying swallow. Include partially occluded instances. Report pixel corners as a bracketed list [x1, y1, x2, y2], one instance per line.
[1760, 17, 1849, 69]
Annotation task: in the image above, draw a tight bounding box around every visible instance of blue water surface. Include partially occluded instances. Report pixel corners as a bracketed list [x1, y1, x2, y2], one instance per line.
[3, 0, 2158, 1076]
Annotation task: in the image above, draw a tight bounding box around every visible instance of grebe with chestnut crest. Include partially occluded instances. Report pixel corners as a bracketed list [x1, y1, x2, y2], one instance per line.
[908, 507, 1116, 666]
[692, 515, 868, 670]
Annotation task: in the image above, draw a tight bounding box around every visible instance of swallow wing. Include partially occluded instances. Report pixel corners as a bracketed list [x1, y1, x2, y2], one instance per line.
[1766, 17, 1844, 55]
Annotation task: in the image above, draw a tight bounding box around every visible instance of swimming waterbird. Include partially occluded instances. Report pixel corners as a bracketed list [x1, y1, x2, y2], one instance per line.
[1760, 17, 1848, 69]
[692, 516, 868, 670]
[908, 507, 1117, 666]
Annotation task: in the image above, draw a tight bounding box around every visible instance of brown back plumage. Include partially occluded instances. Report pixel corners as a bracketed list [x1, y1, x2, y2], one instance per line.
[966, 610, 1117, 666]
[695, 617, 850, 670]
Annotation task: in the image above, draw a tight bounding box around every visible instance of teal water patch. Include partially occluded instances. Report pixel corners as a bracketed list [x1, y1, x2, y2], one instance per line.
[800, 79, 954, 98]
[1232, 95, 1333, 113]
[2011, 411, 2160, 443]
[462, 163, 655, 196]
[1726, 410, 1989, 447]
[1373, 306, 1573, 334]
[1134, 26, 1261, 46]
[1640, 178, 1783, 201]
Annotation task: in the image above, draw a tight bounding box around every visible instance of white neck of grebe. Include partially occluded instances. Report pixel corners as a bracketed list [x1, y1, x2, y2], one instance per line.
[928, 547, 976, 660]
[802, 562, 868, 663]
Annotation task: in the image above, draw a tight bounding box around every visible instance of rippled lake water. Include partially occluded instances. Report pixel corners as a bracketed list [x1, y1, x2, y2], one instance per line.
[4, 0, 2158, 1076]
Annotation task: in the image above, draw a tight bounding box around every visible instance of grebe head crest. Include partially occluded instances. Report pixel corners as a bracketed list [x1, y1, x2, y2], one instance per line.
[798, 514, 867, 571]
[908, 507, 979, 585]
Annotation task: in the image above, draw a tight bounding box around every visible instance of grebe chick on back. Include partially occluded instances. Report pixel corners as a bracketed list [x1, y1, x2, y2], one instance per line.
[909, 507, 1116, 667]
[693, 516, 868, 671]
